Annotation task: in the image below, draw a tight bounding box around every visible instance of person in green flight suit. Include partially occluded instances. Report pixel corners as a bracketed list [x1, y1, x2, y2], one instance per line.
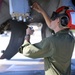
[19, 2, 75, 75]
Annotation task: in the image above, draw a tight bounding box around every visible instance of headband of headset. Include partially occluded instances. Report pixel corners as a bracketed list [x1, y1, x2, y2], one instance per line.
[56, 6, 69, 13]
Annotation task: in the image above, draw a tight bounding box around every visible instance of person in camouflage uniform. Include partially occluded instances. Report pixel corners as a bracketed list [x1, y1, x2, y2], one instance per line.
[19, 2, 75, 75]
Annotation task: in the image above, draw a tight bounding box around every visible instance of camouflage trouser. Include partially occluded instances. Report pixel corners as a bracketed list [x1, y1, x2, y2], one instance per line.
[45, 63, 71, 75]
[45, 63, 61, 75]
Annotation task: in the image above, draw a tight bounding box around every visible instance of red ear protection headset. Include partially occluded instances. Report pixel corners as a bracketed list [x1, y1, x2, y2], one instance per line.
[56, 6, 75, 29]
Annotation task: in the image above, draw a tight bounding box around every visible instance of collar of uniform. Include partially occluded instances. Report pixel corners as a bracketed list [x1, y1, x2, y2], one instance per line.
[55, 28, 70, 34]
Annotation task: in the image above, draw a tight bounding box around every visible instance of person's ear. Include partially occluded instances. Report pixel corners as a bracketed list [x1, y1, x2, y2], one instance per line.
[56, 18, 60, 23]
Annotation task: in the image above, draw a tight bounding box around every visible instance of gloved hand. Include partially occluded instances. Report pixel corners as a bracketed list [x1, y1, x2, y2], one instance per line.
[26, 27, 34, 36]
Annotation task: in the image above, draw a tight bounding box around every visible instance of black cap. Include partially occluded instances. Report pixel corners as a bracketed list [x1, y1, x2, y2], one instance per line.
[51, 12, 59, 20]
[51, 11, 67, 21]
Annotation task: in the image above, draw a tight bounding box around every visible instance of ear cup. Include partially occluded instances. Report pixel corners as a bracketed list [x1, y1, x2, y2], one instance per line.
[56, 6, 69, 13]
[56, 6, 69, 27]
[60, 15, 69, 26]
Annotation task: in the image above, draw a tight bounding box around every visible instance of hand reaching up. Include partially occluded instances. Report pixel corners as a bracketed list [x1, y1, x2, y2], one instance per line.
[32, 2, 44, 14]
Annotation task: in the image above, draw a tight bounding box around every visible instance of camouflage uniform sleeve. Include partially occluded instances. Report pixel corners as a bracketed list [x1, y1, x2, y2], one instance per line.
[19, 37, 55, 58]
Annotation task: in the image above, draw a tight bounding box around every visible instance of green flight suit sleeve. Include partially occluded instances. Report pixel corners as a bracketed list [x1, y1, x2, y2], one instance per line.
[19, 37, 55, 58]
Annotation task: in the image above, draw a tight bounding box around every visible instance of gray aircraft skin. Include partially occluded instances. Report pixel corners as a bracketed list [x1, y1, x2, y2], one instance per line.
[0, 0, 75, 75]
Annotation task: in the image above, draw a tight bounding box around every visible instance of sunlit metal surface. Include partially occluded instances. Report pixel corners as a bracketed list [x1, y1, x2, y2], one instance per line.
[0, 53, 44, 75]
